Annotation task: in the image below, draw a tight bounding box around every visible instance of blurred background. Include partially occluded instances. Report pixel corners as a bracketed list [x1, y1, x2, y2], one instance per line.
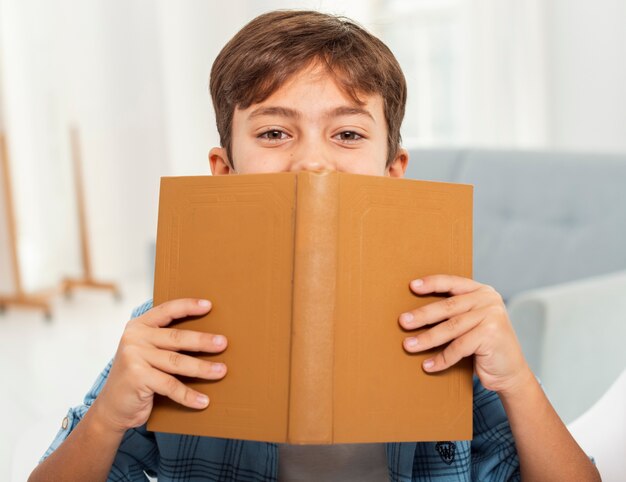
[1, 0, 625, 480]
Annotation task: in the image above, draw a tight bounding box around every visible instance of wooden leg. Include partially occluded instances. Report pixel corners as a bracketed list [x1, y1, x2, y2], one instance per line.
[63, 128, 122, 303]
[0, 294, 53, 319]
[62, 277, 121, 301]
[1, 132, 55, 319]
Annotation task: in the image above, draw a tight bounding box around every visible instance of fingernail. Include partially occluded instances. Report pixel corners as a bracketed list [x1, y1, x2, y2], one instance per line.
[423, 359, 434, 370]
[196, 394, 209, 406]
[405, 337, 418, 348]
[198, 299, 211, 308]
[211, 362, 225, 373]
[213, 335, 226, 346]
[411, 279, 424, 289]
[399, 312, 414, 325]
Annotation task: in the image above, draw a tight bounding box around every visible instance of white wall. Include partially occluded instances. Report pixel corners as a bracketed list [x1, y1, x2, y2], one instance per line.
[0, 0, 170, 290]
[57, 0, 169, 282]
[0, 0, 12, 293]
[0, 0, 81, 292]
[546, 0, 626, 152]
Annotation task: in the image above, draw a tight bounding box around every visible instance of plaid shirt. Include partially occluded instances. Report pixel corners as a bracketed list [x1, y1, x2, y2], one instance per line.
[41, 300, 520, 481]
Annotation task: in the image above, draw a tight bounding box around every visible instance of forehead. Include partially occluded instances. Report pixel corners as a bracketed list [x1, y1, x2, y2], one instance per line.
[238, 62, 384, 116]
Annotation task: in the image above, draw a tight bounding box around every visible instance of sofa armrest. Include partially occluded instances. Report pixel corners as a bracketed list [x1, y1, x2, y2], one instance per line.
[507, 270, 626, 423]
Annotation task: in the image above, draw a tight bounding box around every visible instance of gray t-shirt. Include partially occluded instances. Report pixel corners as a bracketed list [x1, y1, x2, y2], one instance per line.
[278, 443, 389, 481]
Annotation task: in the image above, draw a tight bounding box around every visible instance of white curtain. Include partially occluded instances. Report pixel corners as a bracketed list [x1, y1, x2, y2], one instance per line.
[0, 0, 170, 289]
[462, 0, 548, 147]
[378, 0, 548, 148]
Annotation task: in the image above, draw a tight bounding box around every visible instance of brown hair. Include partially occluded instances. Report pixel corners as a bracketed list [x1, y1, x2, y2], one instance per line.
[210, 10, 407, 168]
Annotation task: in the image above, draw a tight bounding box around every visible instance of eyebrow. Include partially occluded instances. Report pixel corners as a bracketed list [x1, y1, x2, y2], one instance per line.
[248, 105, 375, 121]
[328, 106, 374, 121]
[248, 106, 300, 119]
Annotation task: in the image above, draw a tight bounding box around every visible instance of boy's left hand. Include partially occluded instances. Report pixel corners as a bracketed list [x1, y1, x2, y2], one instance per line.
[398, 275, 531, 395]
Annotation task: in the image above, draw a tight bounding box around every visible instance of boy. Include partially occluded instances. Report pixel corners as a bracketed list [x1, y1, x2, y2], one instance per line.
[30, 10, 599, 482]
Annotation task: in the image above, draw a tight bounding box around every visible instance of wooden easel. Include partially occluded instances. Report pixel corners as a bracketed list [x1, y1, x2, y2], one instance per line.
[61, 127, 120, 300]
[0, 132, 54, 319]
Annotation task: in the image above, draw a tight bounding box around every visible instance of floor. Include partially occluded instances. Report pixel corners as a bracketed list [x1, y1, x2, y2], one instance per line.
[0, 277, 151, 482]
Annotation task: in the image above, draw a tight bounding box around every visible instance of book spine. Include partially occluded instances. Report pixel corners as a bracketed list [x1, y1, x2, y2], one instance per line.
[287, 171, 339, 443]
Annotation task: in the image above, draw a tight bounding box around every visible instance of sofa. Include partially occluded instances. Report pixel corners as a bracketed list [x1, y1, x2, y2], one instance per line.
[405, 148, 626, 424]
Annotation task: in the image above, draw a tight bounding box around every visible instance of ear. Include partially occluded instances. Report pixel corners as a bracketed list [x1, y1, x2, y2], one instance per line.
[209, 147, 234, 175]
[385, 147, 409, 178]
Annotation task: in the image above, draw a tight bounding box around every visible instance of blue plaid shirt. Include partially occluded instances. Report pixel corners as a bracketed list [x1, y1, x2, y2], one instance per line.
[41, 300, 520, 481]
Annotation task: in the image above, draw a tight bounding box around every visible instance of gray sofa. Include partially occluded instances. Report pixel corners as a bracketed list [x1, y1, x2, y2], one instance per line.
[405, 148, 626, 423]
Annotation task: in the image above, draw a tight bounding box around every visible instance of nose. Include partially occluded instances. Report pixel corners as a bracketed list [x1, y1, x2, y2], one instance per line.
[288, 136, 336, 172]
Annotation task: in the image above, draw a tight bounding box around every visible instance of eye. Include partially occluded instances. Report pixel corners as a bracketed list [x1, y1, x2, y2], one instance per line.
[334, 131, 364, 143]
[258, 129, 289, 141]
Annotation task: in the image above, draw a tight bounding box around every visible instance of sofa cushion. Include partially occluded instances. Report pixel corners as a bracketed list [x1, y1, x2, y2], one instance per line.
[406, 149, 626, 299]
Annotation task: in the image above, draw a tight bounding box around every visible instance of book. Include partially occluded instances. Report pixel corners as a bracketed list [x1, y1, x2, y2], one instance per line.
[147, 170, 474, 444]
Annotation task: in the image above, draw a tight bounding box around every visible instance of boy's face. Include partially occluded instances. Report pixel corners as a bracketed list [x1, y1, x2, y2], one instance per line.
[209, 63, 408, 177]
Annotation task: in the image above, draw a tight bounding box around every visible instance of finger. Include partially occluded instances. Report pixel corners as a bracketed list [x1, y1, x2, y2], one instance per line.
[399, 291, 482, 330]
[144, 347, 227, 380]
[421, 330, 482, 373]
[409, 275, 487, 297]
[403, 306, 491, 353]
[148, 327, 227, 353]
[146, 368, 211, 409]
[141, 298, 213, 328]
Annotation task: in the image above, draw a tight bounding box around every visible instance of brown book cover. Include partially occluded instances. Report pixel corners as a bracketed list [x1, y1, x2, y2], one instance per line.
[147, 171, 474, 443]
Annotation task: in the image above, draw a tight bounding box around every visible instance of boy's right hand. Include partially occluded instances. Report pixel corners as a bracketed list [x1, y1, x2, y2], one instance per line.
[92, 298, 227, 434]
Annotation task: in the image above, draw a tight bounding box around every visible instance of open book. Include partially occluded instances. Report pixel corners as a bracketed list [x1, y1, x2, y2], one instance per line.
[147, 171, 474, 443]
